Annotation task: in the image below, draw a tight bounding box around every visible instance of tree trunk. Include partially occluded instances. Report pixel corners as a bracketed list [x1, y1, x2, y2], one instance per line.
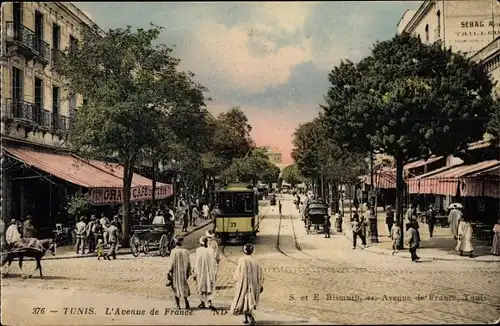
[332, 181, 339, 213]
[151, 159, 158, 207]
[396, 158, 405, 249]
[122, 156, 135, 247]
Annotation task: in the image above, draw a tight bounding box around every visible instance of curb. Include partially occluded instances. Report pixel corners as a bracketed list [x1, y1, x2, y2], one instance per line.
[39, 220, 214, 261]
[341, 223, 500, 263]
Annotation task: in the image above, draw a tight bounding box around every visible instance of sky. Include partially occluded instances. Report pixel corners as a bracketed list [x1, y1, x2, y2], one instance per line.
[76, 1, 421, 165]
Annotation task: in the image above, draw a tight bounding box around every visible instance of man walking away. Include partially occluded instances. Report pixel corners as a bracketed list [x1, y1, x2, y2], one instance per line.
[456, 216, 474, 258]
[448, 205, 462, 239]
[407, 223, 420, 262]
[230, 243, 264, 325]
[324, 216, 331, 238]
[203, 204, 210, 220]
[351, 214, 366, 249]
[385, 207, 394, 237]
[194, 236, 216, 310]
[206, 230, 220, 281]
[106, 221, 119, 260]
[166, 236, 192, 309]
[182, 212, 189, 232]
[5, 219, 21, 248]
[426, 205, 436, 238]
[23, 216, 35, 238]
[192, 206, 200, 227]
[87, 216, 96, 253]
[100, 214, 110, 246]
[75, 217, 87, 255]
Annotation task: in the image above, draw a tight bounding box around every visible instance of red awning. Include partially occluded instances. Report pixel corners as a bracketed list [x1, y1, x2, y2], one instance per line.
[408, 160, 500, 196]
[364, 169, 396, 189]
[462, 165, 500, 198]
[3, 146, 123, 188]
[3, 145, 173, 204]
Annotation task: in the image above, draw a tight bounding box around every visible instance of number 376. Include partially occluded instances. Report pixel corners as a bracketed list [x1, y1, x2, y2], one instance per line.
[32, 307, 45, 314]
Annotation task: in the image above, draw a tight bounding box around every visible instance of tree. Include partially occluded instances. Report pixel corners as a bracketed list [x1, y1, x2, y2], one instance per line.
[66, 192, 92, 225]
[281, 164, 304, 187]
[220, 148, 278, 186]
[58, 25, 207, 245]
[322, 33, 496, 248]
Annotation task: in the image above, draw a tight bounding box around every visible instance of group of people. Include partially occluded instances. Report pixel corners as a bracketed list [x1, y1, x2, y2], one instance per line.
[75, 214, 121, 260]
[166, 231, 264, 324]
[1, 217, 43, 251]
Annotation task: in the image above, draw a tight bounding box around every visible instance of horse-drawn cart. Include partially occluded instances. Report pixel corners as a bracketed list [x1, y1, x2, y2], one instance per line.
[129, 225, 175, 257]
[304, 202, 329, 234]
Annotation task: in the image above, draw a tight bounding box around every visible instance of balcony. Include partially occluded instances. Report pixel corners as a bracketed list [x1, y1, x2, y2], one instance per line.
[3, 99, 69, 137]
[6, 22, 51, 66]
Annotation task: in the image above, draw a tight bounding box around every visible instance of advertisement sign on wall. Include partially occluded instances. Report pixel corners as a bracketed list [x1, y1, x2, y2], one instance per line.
[90, 184, 173, 205]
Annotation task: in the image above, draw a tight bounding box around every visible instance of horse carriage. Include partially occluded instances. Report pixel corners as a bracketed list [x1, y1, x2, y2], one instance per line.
[1, 238, 55, 278]
[304, 201, 329, 234]
[129, 224, 175, 257]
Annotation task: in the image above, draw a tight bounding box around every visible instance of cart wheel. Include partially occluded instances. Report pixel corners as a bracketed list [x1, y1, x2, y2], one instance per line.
[159, 235, 168, 257]
[130, 235, 140, 257]
[142, 241, 150, 255]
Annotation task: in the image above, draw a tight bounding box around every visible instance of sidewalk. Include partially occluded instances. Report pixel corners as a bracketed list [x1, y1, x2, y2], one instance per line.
[44, 220, 213, 261]
[341, 216, 500, 262]
[1, 286, 322, 325]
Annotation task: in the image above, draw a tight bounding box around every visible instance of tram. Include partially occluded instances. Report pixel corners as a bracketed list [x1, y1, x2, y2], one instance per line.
[214, 183, 259, 243]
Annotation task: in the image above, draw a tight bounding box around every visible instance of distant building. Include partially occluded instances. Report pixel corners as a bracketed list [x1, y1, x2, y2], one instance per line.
[265, 147, 282, 165]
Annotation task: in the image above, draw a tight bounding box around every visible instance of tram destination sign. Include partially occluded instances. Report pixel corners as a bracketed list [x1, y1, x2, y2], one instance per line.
[90, 184, 173, 205]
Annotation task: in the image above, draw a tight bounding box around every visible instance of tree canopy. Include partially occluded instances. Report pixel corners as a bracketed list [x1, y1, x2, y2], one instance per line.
[281, 164, 304, 187]
[221, 148, 280, 186]
[58, 24, 208, 243]
[321, 33, 496, 247]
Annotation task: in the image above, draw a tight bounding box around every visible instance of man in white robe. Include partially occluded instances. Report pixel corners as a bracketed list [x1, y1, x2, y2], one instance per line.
[230, 243, 264, 324]
[455, 217, 474, 257]
[448, 206, 462, 238]
[166, 236, 192, 309]
[5, 219, 21, 247]
[206, 230, 220, 279]
[194, 236, 216, 310]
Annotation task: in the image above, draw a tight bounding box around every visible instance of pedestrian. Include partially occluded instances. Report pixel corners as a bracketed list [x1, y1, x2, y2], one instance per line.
[203, 204, 210, 220]
[96, 238, 105, 260]
[194, 236, 216, 310]
[192, 206, 200, 227]
[166, 236, 192, 309]
[456, 217, 474, 258]
[323, 215, 331, 238]
[106, 221, 119, 260]
[491, 218, 500, 256]
[22, 216, 35, 238]
[390, 221, 401, 254]
[278, 201, 282, 215]
[406, 222, 420, 262]
[206, 230, 220, 280]
[426, 205, 436, 238]
[385, 207, 394, 237]
[359, 214, 368, 243]
[153, 210, 165, 225]
[448, 204, 462, 239]
[351, 214, 366, 249]
[100, 213, 110, 246]
[182, 212, 189, 232]
[230, 243, 264, 325]
[75, 216, 87, 255]
[0, 218, 5, 248]
[87, 215, 97, 253]
[5, 219, 21, 248]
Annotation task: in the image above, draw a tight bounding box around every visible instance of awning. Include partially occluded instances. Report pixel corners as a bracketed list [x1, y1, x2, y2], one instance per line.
[364, 169, 396, 189]
[407, 160, 500, 196]
[462, 165, 500, 198]
[3, 145, 173, 205]
[404, 156, 443, 170]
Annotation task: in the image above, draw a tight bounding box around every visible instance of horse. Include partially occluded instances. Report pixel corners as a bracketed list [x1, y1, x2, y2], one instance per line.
[1, 238, 56, 278]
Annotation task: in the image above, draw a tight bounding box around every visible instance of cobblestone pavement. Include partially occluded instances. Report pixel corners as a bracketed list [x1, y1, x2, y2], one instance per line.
[2, 196, 499, 325]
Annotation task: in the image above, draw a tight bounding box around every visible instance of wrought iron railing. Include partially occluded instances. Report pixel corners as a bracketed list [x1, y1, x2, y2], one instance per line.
[6, 21, 36, 50]
[5, 98, 51, 129]
[34, 37, 51, 62]
[52, 111, 69, 134]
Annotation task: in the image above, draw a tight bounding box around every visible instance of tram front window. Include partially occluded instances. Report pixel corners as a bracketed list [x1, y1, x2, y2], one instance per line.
[219, 193, 254, 215]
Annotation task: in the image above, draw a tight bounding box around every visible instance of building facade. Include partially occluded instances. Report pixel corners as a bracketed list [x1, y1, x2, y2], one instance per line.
[398, 0, 500, 56]
[0, 2, 100, 222]
[265, 147, 282, 165]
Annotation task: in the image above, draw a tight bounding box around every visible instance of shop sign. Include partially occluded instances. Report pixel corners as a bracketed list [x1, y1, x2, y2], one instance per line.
[90, 184, 173, 205]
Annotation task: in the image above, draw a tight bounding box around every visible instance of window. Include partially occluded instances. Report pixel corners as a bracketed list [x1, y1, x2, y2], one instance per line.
[34, 77, 43, 123]
[69, 35, 78, 52]
[52, 23, 60, 50]
[35, 11, 44, 53]
[437, 10, 441, 38]
[69, 92, 77, 116]
[13, 3, 22, 29]
[425, 24, 429, 44]
[218, 193, 254, 215]
[12, 67, 23, 100]
[52, 86, 60, 114]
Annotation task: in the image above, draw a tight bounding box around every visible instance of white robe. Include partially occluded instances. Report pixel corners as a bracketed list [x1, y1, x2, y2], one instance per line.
[448, 209, 462, 237]
[5, 225, 21, 245]
[207, 238, 220, 264]
[203, 205, 210, 217]
[230, 255, 264, 316]
[455, 221, 474, 252]
[167, 246, 192, 298]
[194, 246, 216, 294]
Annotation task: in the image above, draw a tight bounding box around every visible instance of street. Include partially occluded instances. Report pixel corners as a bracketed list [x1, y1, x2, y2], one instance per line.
[2, 195, 499, 325]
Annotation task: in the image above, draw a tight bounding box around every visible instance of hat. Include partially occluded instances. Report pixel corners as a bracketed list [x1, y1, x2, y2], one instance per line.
[243, 243, 254, 255]
[205, 230, 213, 238]
[174, 236, 184, 245]
[10, 219, 16, 225]
[90, 215, 96, 220]
[199, 236, 208, 246]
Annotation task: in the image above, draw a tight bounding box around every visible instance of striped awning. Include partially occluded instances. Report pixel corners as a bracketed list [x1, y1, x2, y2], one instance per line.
[364, 169, 396, 189]
[407, 160, 500, 196]
[462, 165, 500, 198]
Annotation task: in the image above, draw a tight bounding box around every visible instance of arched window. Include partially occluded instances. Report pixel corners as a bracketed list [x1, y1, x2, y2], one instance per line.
[437, 10, 441, 38]
[425, 24, 429, 44]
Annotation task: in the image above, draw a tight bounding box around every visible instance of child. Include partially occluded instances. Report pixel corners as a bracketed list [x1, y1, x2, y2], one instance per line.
[391, 222, 401, 255]
[97, 238, 105, 260]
